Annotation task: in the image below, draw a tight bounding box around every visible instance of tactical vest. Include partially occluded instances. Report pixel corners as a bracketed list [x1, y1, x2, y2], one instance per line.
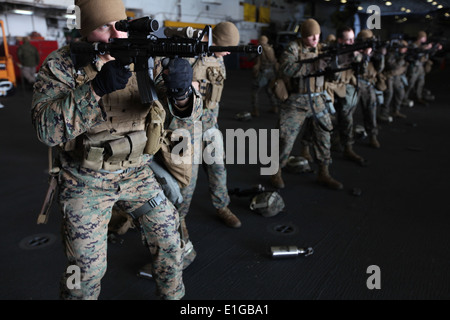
[259, 43, 277, 70]
[192, 56, 225, 109]
[360, 61, 378, 86]
[289, 40, 325, 94]
[70, 62, 164, 171]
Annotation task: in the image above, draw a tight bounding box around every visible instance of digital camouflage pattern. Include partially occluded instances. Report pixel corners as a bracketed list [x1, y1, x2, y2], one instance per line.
[251, 42, 279, 112]
[333, 84, 358, 146]
[32, 46, 105, 147]
[277, 40, 333, 168]
[32, 45, 185, 300]
[357, 58, 381, 137]
[58, 162, 184, 300]
[383, 51, 408, 113]
[176, 55, 231, 217]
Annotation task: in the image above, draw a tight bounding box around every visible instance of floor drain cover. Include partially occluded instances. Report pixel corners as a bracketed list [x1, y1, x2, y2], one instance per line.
[268, 222, 298, 236]
[19, 233, 56, 250]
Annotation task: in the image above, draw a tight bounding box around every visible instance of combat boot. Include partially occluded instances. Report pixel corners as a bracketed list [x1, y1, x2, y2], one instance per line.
[217, 207, 242, 228]
[369, 135, 380, 149]
[317, 164, 343, 190]
[251, 107, 259, 117]
[300, 145, 314, 163]
[343, 144, 365, 165]
[392, 110, 407, 119]
[377, 113, 393, 123]
[416, 99, 429, 107]
[270, 168, 285, 189]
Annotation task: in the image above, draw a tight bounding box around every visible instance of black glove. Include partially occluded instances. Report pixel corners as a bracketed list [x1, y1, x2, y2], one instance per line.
[91, 60, 132, 97]
[162, 58, 193, 100]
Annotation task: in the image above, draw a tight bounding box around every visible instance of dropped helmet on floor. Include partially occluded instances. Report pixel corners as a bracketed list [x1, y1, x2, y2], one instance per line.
[250, 191, 285, 217]
[286, 156, 312, 173]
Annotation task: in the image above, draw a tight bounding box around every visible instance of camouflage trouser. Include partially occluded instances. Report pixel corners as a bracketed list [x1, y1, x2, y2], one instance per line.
[384, 75, 406, 113]
[252, 68, 279, 110]
[405, 63, 425, 100]
[177, 137, 230, 218]
[357, 81, 378, 136]
[58, 161, 184, 300]
[334, 84, 358, 146]
[177, 108, 230, 218]
[278, 93, 332, 168]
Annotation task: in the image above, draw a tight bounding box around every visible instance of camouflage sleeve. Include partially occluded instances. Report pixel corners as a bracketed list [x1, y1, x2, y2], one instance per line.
[279, 41, 306, 78]
[31, 47, 105, 147]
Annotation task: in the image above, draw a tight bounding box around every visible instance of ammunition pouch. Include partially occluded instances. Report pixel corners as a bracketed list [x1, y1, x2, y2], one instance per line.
[202, 67, 224, 109]
[157, 130, 193, 188]
[82, 130, 147, 171]
[270, 77, 289, 102]
[144, 100, 167, 155]
[424, 60, 433, 74]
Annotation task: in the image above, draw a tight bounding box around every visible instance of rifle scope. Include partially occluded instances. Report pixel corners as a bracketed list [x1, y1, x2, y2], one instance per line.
[115, 17, 160, 34]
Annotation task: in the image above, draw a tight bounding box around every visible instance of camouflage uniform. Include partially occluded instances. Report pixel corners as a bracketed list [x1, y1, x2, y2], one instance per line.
[179, 55, 230, 218]
[278, 40, 333, 169]
[251, 37, 279, 116]
[329, 69, 358, 147]
[31, 46, 184, 300]
[356, 52, 384, 145]
[383, 49, 408, 115]
[404, 42, 428, 103]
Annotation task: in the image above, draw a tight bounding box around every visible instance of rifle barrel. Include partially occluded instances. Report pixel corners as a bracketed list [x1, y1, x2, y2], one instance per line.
[210, 45, 262, 54]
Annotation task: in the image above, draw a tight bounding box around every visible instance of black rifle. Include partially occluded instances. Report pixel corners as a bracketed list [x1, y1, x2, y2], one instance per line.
[297, 38, 380, 66]
[70, 16, 262, 104]
[229, 184, 277, 198]
[405, 42, 443, 62]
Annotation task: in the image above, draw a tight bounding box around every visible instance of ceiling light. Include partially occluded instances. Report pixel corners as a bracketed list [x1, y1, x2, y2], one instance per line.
[385, 1, 392, 6]
[12, 9, 33, 15]
[432, 1, 438, 5]
[400, 7, 406, 11]
[405, 9, 411, 13]
[358, 6, 363, 11]
[438, 4, 443, 8]
[341, 0, 347, 3]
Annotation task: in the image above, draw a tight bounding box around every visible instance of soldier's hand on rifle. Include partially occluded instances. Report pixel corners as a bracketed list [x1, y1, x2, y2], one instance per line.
[162, 58, 193, 106]
[315, 57, 330, 72]
[91, 60, 132, 97]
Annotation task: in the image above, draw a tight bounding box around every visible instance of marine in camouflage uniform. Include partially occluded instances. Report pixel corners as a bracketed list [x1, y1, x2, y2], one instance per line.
[328, 26, 365, 166]
[270, 19, 343, 191]
[177, 22, 242, 231]
[155, 57, 204, 268]
[404, 31, 441, 106]
[31, 0, 184, 300]
[251, 35, 279, 117]
[355, 29, 385, 149]
[381, 40, 409, 119]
